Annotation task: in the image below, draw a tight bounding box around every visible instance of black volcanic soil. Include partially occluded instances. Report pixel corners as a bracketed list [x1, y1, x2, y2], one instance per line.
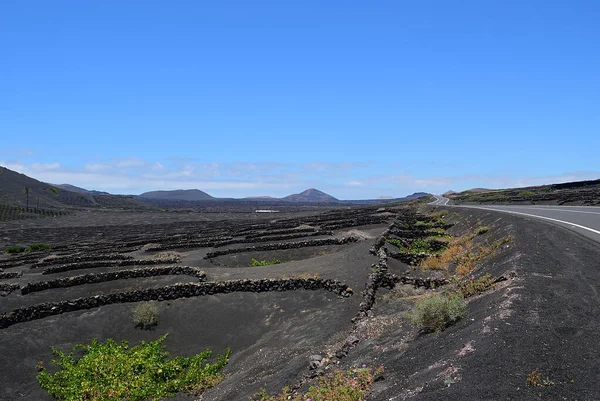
[352, 207, 600, 400]
[2, 204, 600, 400]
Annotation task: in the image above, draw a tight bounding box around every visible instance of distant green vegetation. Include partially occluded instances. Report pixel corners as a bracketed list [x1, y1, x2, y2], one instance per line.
[250, 258, 282, 267]
[5, 246, 27, 255]
[453, 273, 497, 298]
[414, 220, 431, 227]
[386, 237, 447, 255]
[0, 204, 68, 222]
[28, 243, 51, 252]
[450, 187, 553, 203]
[5, 243, 51, 255]
[251, 366, 384, 401]
[476, 226, 489, 235]
[37, 335, 230, 401]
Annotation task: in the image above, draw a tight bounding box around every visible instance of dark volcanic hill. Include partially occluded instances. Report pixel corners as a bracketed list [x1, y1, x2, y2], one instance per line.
[0, 166, 149, 209]
[282, 188, 339, 203]
[449, 178, 600, 205]
[55, 184, 110, 195]
[404, 192, 429, 200]
[137, 189, 214, 201]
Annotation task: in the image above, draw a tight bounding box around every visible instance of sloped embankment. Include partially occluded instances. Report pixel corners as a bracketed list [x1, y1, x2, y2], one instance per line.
[340, 206, 600, 400]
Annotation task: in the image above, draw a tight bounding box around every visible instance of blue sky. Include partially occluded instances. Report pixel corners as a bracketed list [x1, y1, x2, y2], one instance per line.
[1, 1, 599, 199]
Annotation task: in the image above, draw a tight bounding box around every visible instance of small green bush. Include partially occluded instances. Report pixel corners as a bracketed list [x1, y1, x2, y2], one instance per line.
[455, 273, 496, 298]
[250, 258, 281, 267]
[5, 246, 26, 255]
[385, 238, 404, 249]
[132, 301, 159, 329]
[410, 294, 466, 332]
[526, 368, 554, 387]
[251, 366, 384, 401]
[386, 238, 445, 255]
[37, 334, 230, 401]
[476, 226, 489, 235]
[27, 243, 51, 252]
[5, 243, 51, 254]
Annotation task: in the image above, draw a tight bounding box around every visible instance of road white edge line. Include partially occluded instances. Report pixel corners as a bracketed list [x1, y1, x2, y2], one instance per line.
[512, 207, 600, 216]
[460, 207, 600, 236]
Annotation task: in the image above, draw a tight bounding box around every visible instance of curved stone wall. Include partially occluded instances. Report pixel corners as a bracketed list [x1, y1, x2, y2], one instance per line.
[205, 237, 359, 259]
[42, 257, 181, 275]
[22, 266, 206, 295]
[0, 277, 352, 329]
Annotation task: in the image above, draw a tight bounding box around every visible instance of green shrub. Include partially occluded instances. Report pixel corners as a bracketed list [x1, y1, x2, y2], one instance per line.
[132, 301, 159, 329]
[385, 238, 404, 249]
[251, 366, 384, 401]
[454, 273, 496, 298]
[386, 238, 446, 255]
[37, 335, 230, 401]
[27, 243, 51, 252]
[410, 294, 466, 332]
[476, 226, 489, 235]
[5, 243, 51, 254]
[250, 258, 281, 267]
[526, 368, 553, 387]
[5, 246, 26, 255]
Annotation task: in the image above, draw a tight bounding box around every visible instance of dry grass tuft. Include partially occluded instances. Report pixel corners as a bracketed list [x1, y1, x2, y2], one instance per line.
[420, 256, 445, 270]
[287, 273, 320, 279]
[132, 301, 159, 329]
[419, 224, 511, 275]
[151, 251, 182, 263]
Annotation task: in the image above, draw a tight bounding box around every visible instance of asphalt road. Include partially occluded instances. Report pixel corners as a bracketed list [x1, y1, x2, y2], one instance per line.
[430, 195, 600, 244]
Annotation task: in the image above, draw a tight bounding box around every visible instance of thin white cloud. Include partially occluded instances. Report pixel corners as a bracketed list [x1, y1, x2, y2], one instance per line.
[116, 158, 146, 168]
[85, 163, 111, 172]
[345, 181, 363, 186]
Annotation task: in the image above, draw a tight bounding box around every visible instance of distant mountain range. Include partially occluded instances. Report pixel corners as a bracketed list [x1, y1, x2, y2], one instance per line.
[138, 189, 214, 201]
[282, 188, 339, 203]
[55, 184, 111, 196]
[0, 165, 431, 208]
[136, 187, 340, 203]
[0, 166, 148, 209]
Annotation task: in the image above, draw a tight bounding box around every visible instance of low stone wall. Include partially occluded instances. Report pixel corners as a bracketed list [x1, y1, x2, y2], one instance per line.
[379, 273, 449, 289]
[0, 277, 352, 329]
[212, 231, 333, 248]
[31, 254, 134, 268]
[369, 228, 390, 255]
[243, 227, 317, 239]
[0, 283, 20, 296]
[143, 240, 221, 252]
[389, 227, 431, 239]
[0, 271, 22, 279]
[0, 259, 31, 269]
[42, 257, 181, 275]
[205, 237, 359, 259]
[22, 266, 206, 295]
[321, 216, 390, 230]
[388, 250, 430, 266]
